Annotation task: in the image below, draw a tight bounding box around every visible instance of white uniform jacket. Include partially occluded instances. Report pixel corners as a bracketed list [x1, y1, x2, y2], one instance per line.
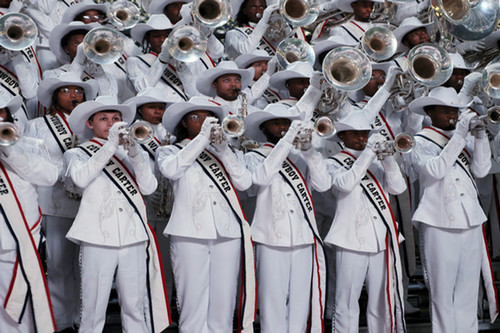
[324, 148, 406, 253]
[408, 126, 491, 229]
[25, 115, 81, 218]
[244, 140, 330, 247]
[63, 138, 157, 247]
[157, 136, 252, 239]
[0, 138, 58, 253]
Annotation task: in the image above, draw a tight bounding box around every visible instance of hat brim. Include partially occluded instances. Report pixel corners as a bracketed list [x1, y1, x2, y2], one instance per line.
[37, 78, 98, 108]
[196, 67, 254, 97]
[49, 23, 94, 64]
[234, 53, 272, 69]
[269, 69, 310, 91]
[336, 0, 384, 13]
[162, 101, 227, 134]
[149, 0, 191, 14]
[409, 96, 467, 115]
[330, 125, 380, 142]
[394, 22, 433, 51]
[0, 95, 22, 114]
[61, 3, 109, 23]
[124, 96, 171, 109]
[244, 109, 302, 143]
[69, 102, 135, 140]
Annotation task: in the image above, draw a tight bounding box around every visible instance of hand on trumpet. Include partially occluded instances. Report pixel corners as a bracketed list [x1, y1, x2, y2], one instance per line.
[261, 3, 279, 24]
[366, 133, 388, 159]
[108, 121, 128, 148]
[458, 72, 482, 103]
[454, 109, 476, 139]
[266, 56, 278, 76]
[158, 39, 173, 64]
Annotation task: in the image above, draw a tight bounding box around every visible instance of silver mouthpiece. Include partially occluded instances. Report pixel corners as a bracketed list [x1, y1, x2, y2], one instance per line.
[256, 13, 262, 19]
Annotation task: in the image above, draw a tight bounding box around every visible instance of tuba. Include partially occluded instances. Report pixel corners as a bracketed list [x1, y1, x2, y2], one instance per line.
[83, 27, 124, 65]
[107, 0, 140, 30]
[0, 122, 21, 146]
[0, 13, 38, 51]
[280, 0, 320, 27]
[322, 46, 372, 91]
[276, 38, 315, 69]
[362, 25, 398, 61]
[165, 25, 208, 62]
[192, 0, 231, 28]
[407, 43, 453, 86]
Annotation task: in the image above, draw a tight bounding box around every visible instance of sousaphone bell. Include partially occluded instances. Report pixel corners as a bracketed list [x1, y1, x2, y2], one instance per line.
[0, 13, 38, 51]
[83, 26, 124, 65]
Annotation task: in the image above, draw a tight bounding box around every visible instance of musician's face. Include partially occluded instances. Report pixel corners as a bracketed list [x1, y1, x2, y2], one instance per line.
[260, 118, 291, 144]
[63, 34, 85, 62]
[338, 130, 370, 151]
[212, 74, 242, 101]
[0, 108, 9, 123]
[444, 68, 470, 93]
[76, 9, 106, 24]
[242, 0, 266, 24]
[148, 30, 171, 54]
[250, 60, 268, 81]
[181, 110, 214, 138]
[426, 105, 459, 131]
[163, 2, 185, 24]
[138, 102, 166, 125]
[0, 0, 11, 8]
[403, 28, 431, 48]
[87, 111, 122, 140]
[286, 78, 310, 99]
[55, 85, 86, 114]
[351, 1, 374, 22]
[363, 69, 386, 97]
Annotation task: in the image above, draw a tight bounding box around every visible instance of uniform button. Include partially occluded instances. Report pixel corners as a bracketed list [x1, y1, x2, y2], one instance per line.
[373, 216, 378, 220]
[213, 201, 217, 205]
[290, 209, 294, 214]
[103, 231, 109, 238]
[455, 178, 459, 182]
[117, 191, 121, 194]
[460, 193, 464, 197]
[119, 208, 123, 212]
[287, 193, 291, 197]
[209, 185, 214, 189]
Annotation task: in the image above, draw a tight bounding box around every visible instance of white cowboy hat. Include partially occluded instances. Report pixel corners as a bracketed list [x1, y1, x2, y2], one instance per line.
[244, 102, 302, 142]
[485, 29, 500, 49]
[409, 86, 467, 115]
[449, 52, 471, 71]
[393, 16, 433, 50]
[234, 49, 272, 69]
[330, 104, 380, 141]
[162, 96, 227, 133]
[37, 72, 98, 108]
[336, 0, 384, 13]
[124, 87, 173, 113]
[61, 0, 109, 23]
[49, 22, 97, 64]
[68, 95, 135, 140]
[269, 61, 314, 91]
[130, 14, 174, 43]
[0, 94, 22, 114]
[313, 35, 357, 69]
[149, 0, 192, 14]
[195, 61, 254, 97]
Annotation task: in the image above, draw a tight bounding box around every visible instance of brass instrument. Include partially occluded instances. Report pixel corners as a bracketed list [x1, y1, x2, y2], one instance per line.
[0, 13, 38, 51]
[276, 38, 315, 69]
[107, 0, 140, 30]
[322, 46, 372, 91]
[165, 25, 208, 62]
[119, 121, 154, 149]
[407, 43, 453, 87]
[0, 122, 21, 146]
[482, 61, 500, 98]
[362, 25, 398, 61]
[83, 27, 124, 65]
[314, 116, 336, 138]
[469, 106, 500, 130]
[279, 0, 319, 27]
[374, 132, 415, 160]
[192, 0, 231, 28]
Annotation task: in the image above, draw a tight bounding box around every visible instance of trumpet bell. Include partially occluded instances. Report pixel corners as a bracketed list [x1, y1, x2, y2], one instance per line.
[407, 43, 452, 87]
[276, 38, 315, 69]
[83, 27, 124, 65]
[0, 13, 38, 51]
[322, 46, 372, 91]
[129, 121, 153, 144]
[394, 132, 415, 153]
[192, 0, 231, 28]
[314, 116, 336, 139]
[166, 25, 208, 63]
[482, 62, 500, 98]
[222, 115, 245, 138]
[0, 122, 20, 146]
[108, 0, 140, 30]
[362, 25, 397, 61]
[487, 106, 500, 123]
[280, 0, 320, 27]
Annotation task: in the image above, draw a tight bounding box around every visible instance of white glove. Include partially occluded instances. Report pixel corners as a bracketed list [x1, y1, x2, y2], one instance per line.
[0, 47, 16, 64]
[199, 116, 219, 140]
[310, 71, 324, 90]
[108, 121, 127, 147]
[454, 109, 475, 138]
[366, 133, 386, 152]
[261, 4, 279, 23]
[158, 40, 172, 64]
[179, 3, 193, 25]
[127, 140, 141, 157]
[381, 65, 403, 91]
[212, 137, 229, 152]
[73, 43, 87, 66]
[459, 72, 482, 96]
[266, 57, 278, 76]
[297, 121, 313, 151]
[8, 0, 24, 12]
[282, 120, 301, 144]
[455, 40, 485, 54]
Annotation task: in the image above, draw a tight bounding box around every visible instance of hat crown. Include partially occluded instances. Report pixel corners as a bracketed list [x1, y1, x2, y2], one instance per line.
[449, 52, 468, 69]
[286, 61, 314, 76]
[136, 87, 168, 101]
[146, 14, 174, 29]
[94, 95, 119, 106]
[399, 16, 425, 28]
[428, 86, 460, 105]
[336, 107, 373, 132]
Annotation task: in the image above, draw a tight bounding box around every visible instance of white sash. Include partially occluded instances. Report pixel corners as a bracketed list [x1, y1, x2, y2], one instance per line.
[43, 112, 74, 153]
[198, 52, 216, 70]
[0, 162, 56, 333]
[331, 151, 406, 332]
[140, 136, 161, 160]
[78, 140, 171, 332]
[61, 0, 79, 6]
[0, 64, 20, 96]
[176, 140, 256, 332]
[137, 53, 189, 101]
[253, 144, 326, 332]
[340, 20, 366, 43]
[260, 87, 281, 105]
[237, 26, 276, 56]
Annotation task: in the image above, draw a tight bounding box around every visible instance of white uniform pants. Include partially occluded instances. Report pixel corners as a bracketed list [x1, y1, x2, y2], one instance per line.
[0, 249, 34, 333]
[170, 235, 241, 333]
[420, 224, 482, 333]
[79, 242, 149, 333]
[45, 215, 79, 330]
[256, 243, 313, 333]
[333, 247, 389, 333]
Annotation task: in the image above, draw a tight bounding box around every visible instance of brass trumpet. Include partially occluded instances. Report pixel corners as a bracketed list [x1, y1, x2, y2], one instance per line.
[0, 122, 21, 146]
[314, 116, 336, 139]
[468, 106, 500, 130]
[373, 132, 415, 160]
[119, 121, 154, 148]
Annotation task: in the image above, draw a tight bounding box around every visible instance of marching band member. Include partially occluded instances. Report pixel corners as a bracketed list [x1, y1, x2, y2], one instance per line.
[63, 95, 170, 333]
[244, 103, 328, 332]
[0, 94, 58, 333]
[324, 109, 407, 333]
[148, 0, 192, 24]
[407, 87, 496, 332]
[157, 96, 255, 333]
[25, 72, 98, 333]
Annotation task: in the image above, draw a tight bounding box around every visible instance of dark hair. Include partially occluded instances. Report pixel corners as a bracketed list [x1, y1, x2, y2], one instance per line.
[141, 32, 152, 53]
[61, 29, 89, 50]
